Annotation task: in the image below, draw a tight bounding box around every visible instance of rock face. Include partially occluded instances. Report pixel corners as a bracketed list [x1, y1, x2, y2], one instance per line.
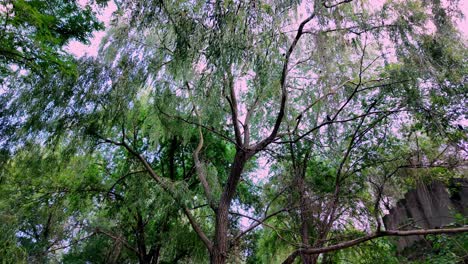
[383, 179, 468, 251]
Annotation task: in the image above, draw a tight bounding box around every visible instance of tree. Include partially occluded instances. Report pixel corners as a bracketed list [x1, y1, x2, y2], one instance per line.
[0, 0, 106, 77]
[1, 0, 467, 263]
[0, 0, 108, 147]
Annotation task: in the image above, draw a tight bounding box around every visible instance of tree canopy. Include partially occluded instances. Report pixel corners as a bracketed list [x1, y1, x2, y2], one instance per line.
[1, 0, 467, 263]
[0, 0, 106, 77]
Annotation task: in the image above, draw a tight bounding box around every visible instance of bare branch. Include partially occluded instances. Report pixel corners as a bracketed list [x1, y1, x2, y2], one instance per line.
[122, 140, 214, 251]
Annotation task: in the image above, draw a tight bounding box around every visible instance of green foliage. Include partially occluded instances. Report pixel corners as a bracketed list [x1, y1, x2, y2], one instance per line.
[254, 224, 295, 264]
[329, 237, 401, 264]
[420, 233, 468, 264]
[1, 0, 467, 263]
[61, 235, 118, 264]
[0, 143, 99, 262]
[0, 224, 27, 264]
[306, 156, 337, 194]
[0, 0, 105, 78]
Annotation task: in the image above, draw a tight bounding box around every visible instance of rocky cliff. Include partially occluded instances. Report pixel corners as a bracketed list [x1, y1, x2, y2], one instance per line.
[383, 179, 468, 251]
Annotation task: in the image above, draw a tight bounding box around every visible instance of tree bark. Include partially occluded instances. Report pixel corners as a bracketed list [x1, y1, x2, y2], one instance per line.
[211, 149, 251, 264]
[298, 174, 314, 264]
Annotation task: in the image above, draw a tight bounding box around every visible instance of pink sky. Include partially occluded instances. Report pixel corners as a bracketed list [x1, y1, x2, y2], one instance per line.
[67, 0, 468, 58]
[66, 1, 117, 57]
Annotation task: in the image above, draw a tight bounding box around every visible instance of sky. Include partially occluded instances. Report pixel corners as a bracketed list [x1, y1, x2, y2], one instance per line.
[67, 0, 468, 58]
[66, 1, 117, 57]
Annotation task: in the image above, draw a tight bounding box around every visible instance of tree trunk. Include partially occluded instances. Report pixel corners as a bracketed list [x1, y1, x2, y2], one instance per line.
[298, 172, 314, 264]
[136, 211, 148, 264]
[211, 150, 250, 264]
[210, 247, 227, 264]
[211, 203, 229, 264]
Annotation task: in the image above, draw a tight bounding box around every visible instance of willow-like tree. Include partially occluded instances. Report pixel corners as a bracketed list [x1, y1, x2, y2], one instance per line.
[1, 0, 467, 263]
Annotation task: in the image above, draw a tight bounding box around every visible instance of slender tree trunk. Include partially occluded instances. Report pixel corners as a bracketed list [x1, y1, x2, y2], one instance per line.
[211, 150, 250, 264]
[308, 228, 329, 264]
[297, 171, 314, 264]
[136, 211, 148, 264]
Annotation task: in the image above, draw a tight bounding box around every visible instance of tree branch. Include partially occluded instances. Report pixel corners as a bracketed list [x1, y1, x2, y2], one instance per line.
[92, 132, 214, 252]
[233, 208, 289, 241]
[243, 95, 259, 146]
[253, 12, 316, 152]
[193, 115, 217, 211]
[96, 228, 139, 254]
[282, 226, 468, 264]
[323, 0, 353, 9]
[225, 69, 243, 147]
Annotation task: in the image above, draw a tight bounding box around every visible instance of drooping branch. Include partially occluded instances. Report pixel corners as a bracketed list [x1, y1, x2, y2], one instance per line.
[122, 140, 213, 251]
[282, 226, 468, 264]
[187, 81, 218, 211]
[193, 116, 217, 211]
[252, 12, 317, 152]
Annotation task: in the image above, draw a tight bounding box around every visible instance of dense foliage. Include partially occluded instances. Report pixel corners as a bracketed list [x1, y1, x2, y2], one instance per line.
[1, 0, 467, 263]
[0, 0, 106, 77]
